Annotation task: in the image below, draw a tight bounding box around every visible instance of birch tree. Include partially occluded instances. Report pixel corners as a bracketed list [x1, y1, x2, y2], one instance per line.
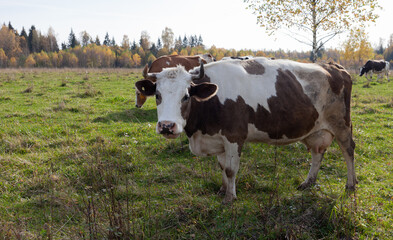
[245, 0, 380, 62]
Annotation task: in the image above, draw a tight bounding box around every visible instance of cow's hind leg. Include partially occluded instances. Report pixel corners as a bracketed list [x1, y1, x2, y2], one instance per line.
[335, 132, 357, 190]
[299, 130, 333, 190]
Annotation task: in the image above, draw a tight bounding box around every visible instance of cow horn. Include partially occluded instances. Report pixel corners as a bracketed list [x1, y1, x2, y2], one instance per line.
[192, 62, 204, 80]
[147, 72, 157, 82]
[142, 64, 148, 78]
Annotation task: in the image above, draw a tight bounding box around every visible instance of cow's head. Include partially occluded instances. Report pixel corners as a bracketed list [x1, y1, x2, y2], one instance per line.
[135, 63, 218, 139]
[359, 67, 366, 76]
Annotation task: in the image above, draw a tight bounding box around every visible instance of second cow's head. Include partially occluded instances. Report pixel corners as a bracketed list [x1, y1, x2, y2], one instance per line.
[135, 63, 218, 139]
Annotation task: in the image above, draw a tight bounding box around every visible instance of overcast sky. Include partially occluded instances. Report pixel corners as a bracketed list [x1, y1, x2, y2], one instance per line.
[1, 0, 392, 52]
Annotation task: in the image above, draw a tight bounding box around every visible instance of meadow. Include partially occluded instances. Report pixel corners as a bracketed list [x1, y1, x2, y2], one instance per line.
[0, 68, 392, 239]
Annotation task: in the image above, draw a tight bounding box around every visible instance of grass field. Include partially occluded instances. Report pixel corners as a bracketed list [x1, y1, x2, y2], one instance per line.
[0, 68, 392, 239]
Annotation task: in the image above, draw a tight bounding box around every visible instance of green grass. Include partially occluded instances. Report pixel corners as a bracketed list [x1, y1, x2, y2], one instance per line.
[0, 68, 392, 239]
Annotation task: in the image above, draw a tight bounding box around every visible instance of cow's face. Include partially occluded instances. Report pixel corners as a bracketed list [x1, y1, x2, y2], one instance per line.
[359, 67, 366, 76]
[135, 64, 218, 139]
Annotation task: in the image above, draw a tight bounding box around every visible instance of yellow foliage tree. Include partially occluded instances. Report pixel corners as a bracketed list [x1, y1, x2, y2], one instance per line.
[180, 49, 188, 56]
[132, 53, 141, 67]
[25, 54, 36, 67]
[0, 25, 21, 58]
[341, 28, 374, 68]
[9, 57, 17, 68]
[35, 51, 51, 67]
[0, 48, 7, 67]
[118, 51, 133, 68]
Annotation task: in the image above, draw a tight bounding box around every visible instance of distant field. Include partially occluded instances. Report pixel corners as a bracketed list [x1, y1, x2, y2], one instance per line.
[0, 68, 392, 239]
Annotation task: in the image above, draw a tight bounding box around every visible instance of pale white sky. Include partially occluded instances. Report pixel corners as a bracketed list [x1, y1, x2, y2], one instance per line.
[0, 0, 392, 52]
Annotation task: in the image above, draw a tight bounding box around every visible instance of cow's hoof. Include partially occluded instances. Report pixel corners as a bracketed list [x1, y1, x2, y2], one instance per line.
[222, 194, 236, 204]
[345, 184, 356, 192]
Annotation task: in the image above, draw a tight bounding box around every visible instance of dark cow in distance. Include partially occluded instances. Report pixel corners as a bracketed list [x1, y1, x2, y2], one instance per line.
[136, 58, 357, 203]
[135, 54, 215, 108]
[359, 60, 390, 82]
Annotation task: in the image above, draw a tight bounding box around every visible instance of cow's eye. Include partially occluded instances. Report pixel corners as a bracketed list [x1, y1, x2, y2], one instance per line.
[182, 94, 190, 102]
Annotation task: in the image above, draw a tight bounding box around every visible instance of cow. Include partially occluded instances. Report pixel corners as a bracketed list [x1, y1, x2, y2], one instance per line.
[359, 60, 390, 82]
[135, 54, 213, 108]
[135, 57, 357, 203]
[221, 56, 254, 60]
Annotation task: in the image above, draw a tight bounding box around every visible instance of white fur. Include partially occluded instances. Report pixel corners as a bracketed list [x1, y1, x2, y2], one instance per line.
[155, 66, 191, 134]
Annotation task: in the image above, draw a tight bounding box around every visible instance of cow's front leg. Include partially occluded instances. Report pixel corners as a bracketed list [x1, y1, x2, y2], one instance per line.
[217, 153, 228, 195]
[222, 140, 242, 204]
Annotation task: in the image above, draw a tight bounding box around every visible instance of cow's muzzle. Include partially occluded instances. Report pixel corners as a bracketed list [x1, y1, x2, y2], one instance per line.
[157, 121, 180, 139]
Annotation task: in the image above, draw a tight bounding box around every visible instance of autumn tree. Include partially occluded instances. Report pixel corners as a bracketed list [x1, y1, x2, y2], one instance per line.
[121, 35, 130, 50]
[161, 27, 174, 49]
[341, 28, 374, 68]
[245, 0, 380, 62]
[139, 31, 151, 51]
[80, 30, 92, 46]
[0, 48, 7, 67]
[0, 25, 21, 58]
[47, 27, 59, 52]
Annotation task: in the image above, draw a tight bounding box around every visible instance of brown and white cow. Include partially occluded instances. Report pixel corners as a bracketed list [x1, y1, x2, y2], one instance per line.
[359, 60, 390, 82]
[135, 57, 357, 203]
[135, 54, 215, 108]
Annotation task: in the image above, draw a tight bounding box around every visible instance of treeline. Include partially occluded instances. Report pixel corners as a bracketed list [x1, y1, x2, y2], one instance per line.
[1, 22, 393, 69]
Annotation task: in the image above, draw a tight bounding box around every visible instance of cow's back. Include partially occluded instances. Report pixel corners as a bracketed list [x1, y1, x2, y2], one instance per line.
[149, 55, 202, 73]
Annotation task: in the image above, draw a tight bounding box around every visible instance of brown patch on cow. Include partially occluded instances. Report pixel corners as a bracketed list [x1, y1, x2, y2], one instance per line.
[252, 69, 319, 139]
[144, 55, 204, 82]
[184, 69, 319, 147]
[318, 62, 352, 127]
[240, 60, 265, 75]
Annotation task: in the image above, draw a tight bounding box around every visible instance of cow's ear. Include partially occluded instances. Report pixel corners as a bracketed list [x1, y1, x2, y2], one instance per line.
[189, 83, 218, 101]
[135, 79, 156, 96]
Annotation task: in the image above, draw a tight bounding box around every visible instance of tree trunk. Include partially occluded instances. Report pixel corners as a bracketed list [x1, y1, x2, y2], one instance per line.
[311, 0, 317, 63]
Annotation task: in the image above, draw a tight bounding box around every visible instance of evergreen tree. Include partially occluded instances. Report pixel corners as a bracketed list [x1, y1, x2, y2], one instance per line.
[68, 29, 79, 48]
[28, 25, 39, 53]
[8, 21, 17, 35]
[157, 38, 162, 50]
[103, 32, 110, 46]
[61, 42, 67, 50]
[95, 36, 101, 46]
[20, 27, 28, 39]
[110, 37, 116, 47]
[190, 35, 196, 47]
[197, 35, 204, 46]
[131, 40, 137, 51]
[182, 35, 189, 48]
[150, 43, 158, 56]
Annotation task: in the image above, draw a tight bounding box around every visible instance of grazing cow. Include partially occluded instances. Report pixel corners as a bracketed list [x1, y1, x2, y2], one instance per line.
[135, 58, 356, 203]
[359, 60, 390, 82]
[135, 55, 210, 108]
